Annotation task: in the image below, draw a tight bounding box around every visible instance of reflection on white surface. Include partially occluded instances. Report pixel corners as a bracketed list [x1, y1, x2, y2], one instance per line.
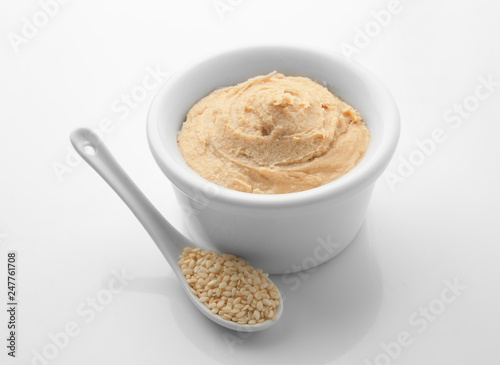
[128, 224, 381, 364]
[1, 0, 500, 363]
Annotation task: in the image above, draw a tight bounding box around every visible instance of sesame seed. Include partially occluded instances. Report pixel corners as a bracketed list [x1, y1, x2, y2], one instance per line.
[179, 247, 280, 325]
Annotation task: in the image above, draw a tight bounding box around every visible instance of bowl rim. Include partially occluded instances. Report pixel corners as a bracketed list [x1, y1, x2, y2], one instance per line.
[147, 44, 400, 209]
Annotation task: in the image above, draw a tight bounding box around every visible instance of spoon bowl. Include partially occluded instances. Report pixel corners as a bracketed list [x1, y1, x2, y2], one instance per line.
[70, 128, 283, 332]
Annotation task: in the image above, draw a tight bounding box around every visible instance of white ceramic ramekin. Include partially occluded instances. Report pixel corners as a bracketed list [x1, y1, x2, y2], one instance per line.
[147, 44, 399, 274]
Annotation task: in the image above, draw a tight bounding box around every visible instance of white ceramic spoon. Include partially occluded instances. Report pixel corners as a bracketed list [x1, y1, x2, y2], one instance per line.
[70, 128, 283, 332]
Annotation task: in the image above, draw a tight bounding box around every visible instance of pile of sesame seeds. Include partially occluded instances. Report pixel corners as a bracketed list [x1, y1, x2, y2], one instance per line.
[179, 247, 280, 325]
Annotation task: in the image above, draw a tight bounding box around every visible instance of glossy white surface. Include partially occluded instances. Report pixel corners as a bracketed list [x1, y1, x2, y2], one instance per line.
[1, 0, 499, 364]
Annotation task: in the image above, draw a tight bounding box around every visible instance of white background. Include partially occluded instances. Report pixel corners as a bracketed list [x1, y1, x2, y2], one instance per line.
[1, 0, 499, 364]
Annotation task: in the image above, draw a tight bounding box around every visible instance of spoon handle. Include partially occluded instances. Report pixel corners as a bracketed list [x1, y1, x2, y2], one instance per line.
[70, 128, 188, 269]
